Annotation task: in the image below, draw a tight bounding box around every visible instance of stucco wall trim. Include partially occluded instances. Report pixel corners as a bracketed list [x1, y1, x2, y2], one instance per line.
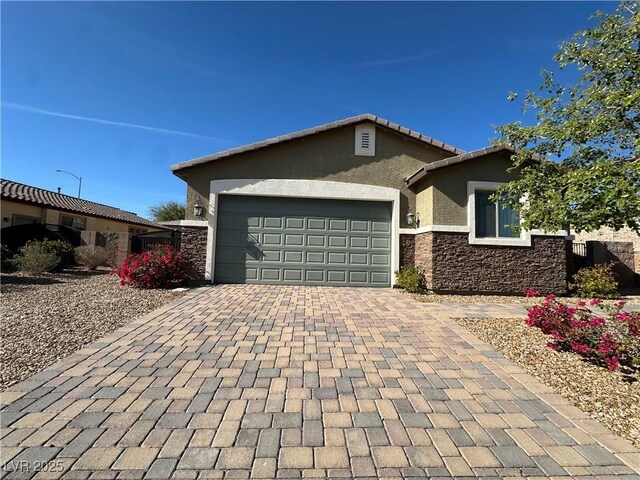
[206, 179, 401, 285]
[170, 220, 208, 227]
[399, 225, 470, 235]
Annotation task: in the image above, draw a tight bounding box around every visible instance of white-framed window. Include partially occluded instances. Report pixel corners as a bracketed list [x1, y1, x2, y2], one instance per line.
[474, 190, 520, 238]
[355, 124, 375, 156]
[467, 181, 529, 246]
[60, 215, 86, 230]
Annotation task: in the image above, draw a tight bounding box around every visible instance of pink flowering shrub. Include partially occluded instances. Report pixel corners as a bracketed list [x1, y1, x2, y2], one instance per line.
[115, 244, 193, 289]
[525, 294, 640, 371]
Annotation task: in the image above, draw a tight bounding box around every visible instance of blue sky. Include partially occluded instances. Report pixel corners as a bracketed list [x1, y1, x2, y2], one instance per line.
[1, 1, 612, 218]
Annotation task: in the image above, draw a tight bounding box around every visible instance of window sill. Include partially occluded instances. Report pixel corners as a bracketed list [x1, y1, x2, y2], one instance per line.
[469, 236, 532, 247]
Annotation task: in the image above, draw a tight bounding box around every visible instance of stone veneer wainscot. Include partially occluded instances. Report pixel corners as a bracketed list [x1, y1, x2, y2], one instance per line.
[405, 231, 568, 294]
[181, 226, 208, 278]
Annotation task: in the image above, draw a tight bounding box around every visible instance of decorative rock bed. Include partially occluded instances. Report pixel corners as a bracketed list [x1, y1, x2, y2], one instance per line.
[1, 269, 186, 390]
[456, 317, 640, 448]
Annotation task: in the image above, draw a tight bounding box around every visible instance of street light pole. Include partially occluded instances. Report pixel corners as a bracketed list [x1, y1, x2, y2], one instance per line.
[55, 170, 82, 198]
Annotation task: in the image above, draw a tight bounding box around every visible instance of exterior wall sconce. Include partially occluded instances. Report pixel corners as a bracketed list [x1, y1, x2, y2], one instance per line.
[193, 199, 205, 218]
[406, 209, 419, 227]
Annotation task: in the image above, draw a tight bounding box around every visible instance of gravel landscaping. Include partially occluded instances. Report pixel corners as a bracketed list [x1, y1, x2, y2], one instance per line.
[413, 292, 640, 304]
[1, 268, 186, 390]
[456, 316, 640, 448]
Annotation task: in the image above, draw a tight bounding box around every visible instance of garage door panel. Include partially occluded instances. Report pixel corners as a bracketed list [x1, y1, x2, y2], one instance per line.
[327, 271, 347, 283]
[283, 270, 303, 281]
[262, 250, 282, 262]
[306, 252, 325, 264]
[372, 221, 390, 233]
[329, 219, 348, 231]
[350, 220, 369, 232]
[306, 235, 326, 247]
[264, 217, 283, 228]
[371, 272, 390, 284]
[328, 236, 347, 247]
[307, 218, 326, 230]
[349, 271, 368, 283]
[305, 270, 325, 282]
[371, 237, 390, 249]
[215, 195, 391, 287]
[261, 268, 280, 281]
[328, 252, 347, 265]
[350, 237, 368, 248]
[285, 234, 304, 246]
[371, 254, 389, 266]
[286, 218, 304, 229]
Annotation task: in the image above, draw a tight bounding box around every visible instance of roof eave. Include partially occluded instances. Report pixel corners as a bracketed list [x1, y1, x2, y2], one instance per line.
[405, 145, 541, 187]
[170, 114, 464, 173]
[2, 196, 169, 231]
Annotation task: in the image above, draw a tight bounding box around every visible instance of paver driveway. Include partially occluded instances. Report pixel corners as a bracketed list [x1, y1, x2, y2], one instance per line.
[1, 285, 639, 479]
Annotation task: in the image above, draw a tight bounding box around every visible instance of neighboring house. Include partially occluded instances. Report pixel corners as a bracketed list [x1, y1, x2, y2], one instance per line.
[171, 114, 568, 293]
[1, 179, 169, 262]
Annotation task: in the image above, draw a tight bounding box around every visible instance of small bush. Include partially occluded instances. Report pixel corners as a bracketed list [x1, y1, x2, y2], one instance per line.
[115, 244, 192, 289]
[39, 239, 76, 269]
[570, 263, 618, 299]
[75, 245, 111, 270]
[526, 294, 639, 371]
[395, 265, 424, 293]
[1, 244, 15, 271]
[13, 241, 61, 275]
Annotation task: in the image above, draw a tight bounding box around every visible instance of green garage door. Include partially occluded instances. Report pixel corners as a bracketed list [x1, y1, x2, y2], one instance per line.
[214, 195, 392, 287]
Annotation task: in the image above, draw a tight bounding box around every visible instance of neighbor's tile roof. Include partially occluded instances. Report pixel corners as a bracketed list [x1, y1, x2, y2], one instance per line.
[405, 145, 542, 186]
[171, 113, 465, 172]
[1, 179, 169, 230]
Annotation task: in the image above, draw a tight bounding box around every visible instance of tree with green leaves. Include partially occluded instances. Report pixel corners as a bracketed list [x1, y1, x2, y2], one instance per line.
[149, 200, 185, 222]
[495, 1, 640, 233]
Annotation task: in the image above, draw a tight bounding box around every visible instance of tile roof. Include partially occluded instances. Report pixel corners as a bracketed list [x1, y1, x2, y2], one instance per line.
[405, 145, 541, 186]
[1, 179, 169, 230]
[171, 113, 464, 172]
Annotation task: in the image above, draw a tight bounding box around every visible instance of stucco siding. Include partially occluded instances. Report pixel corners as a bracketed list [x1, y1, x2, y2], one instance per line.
[415, 181, 433, 227]
[427, 151, 521, 226]
[1, 202, 44, 227]
[1, 200, 162, 233]
[178, 125, 450, 224]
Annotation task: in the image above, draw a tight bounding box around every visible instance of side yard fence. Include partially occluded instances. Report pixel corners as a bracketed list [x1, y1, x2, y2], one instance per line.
[570, 240, 637, 288]
[131, 234, 181, 254]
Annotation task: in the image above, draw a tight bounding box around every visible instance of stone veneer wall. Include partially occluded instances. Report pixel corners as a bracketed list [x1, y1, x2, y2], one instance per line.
[414, 232, 567, 294]
[181, 226, 208, 279]
[399, 234, 415, 268]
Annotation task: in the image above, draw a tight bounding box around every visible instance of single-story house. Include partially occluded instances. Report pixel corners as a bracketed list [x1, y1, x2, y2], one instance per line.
[2, 179, 169, 261]
[171, 114, 568, 293]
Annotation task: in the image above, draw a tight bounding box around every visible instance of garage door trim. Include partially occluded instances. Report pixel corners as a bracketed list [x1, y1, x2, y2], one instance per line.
[205, 179, 400, 285]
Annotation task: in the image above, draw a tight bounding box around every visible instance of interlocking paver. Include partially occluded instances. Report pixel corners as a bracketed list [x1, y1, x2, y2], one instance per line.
[72, 447, 122, 470]
[1, 285, 638, 478]
[176, 447, 219, 470]
[112, 447, 159, 470]
[278, 447, 313, 469]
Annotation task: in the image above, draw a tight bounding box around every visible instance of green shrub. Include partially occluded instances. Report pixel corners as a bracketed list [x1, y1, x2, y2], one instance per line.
[40, 239, 76, 269]
[13, 241, 61, 275]
[75, 245, 111, 270]
[1, 244, 15, 271]
[395, 265, 424, 293]
[570, 263, 618, 299]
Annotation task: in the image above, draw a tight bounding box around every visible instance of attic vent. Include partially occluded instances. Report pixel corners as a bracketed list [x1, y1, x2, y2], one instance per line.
[355, 124, 375, 156]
